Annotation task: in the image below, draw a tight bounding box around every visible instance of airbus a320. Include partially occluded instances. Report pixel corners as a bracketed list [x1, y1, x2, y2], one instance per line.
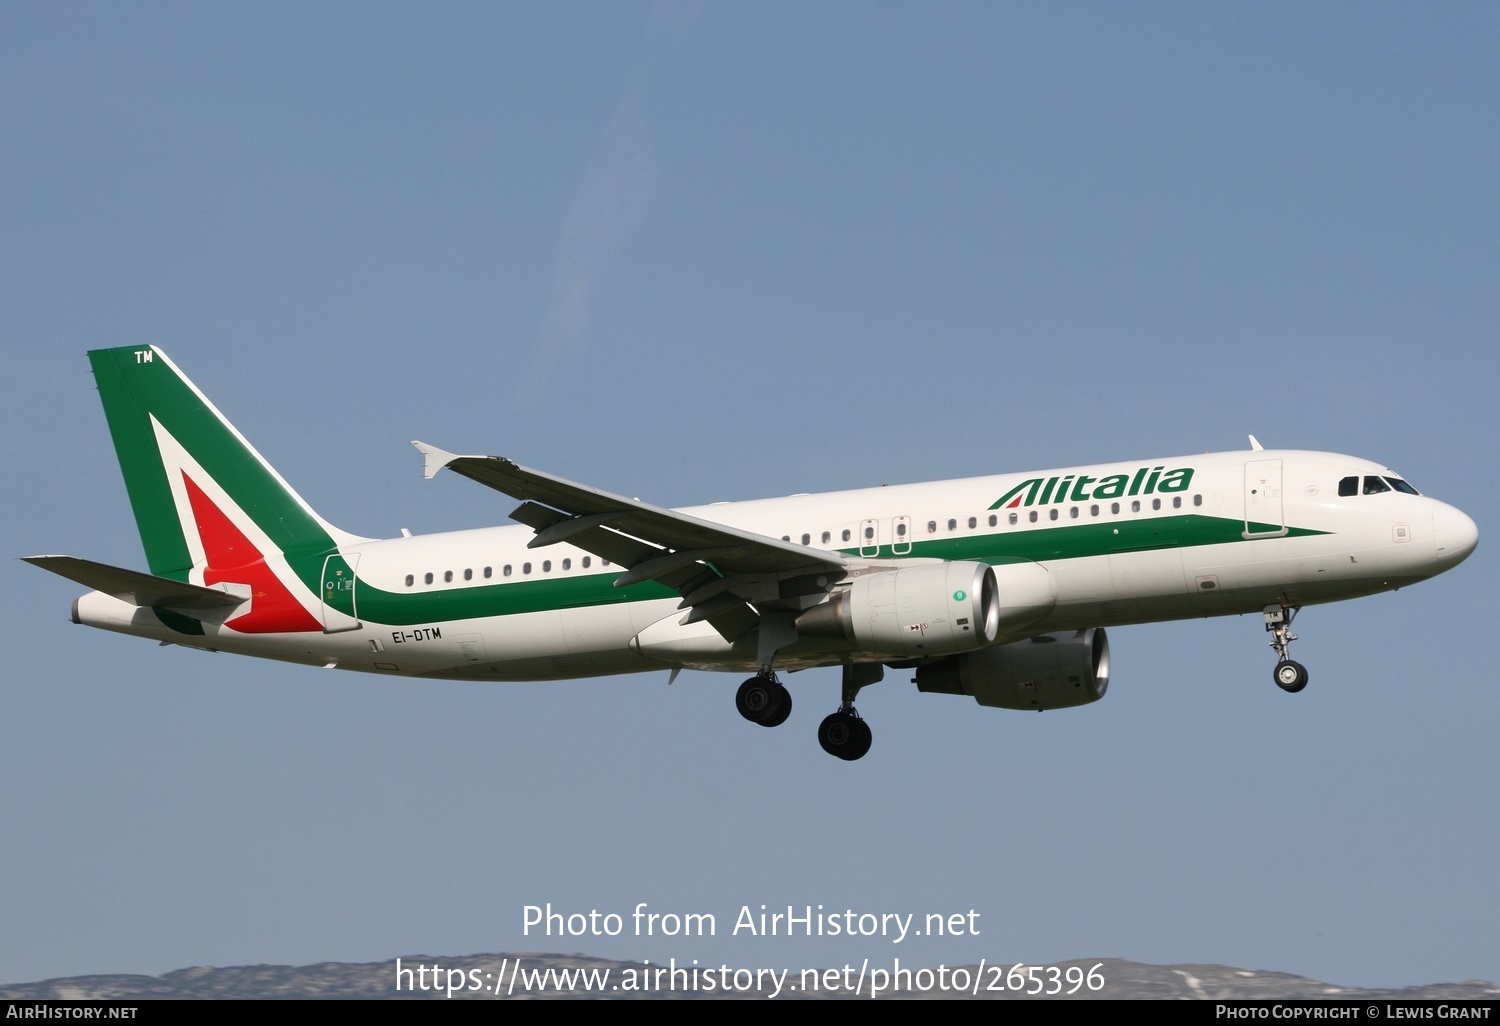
[27, 347, 1479, 760]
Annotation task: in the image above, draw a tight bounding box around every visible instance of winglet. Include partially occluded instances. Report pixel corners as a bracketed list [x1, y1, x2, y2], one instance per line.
[1248, 434, 1264, 451]
[411, 441, 460, 480]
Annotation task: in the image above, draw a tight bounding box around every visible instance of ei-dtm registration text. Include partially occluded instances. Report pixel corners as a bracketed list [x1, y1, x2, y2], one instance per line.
[524, 902, 980, 942]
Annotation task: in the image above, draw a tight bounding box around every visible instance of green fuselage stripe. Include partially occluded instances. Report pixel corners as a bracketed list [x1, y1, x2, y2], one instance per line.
[319, 514, 1326, 627]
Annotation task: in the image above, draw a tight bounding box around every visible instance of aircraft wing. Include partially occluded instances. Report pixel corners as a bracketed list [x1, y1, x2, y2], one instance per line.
[413, 443, 848, 641]
[23, 555, 247, 610]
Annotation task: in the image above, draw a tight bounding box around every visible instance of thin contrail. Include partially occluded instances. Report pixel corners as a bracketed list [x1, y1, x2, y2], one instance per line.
[512, 2, 693, 410]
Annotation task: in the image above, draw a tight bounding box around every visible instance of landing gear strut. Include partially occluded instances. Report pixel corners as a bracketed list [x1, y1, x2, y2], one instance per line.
[736, 673, 791, 727]
[818, 664, 880, 761]
[1264, 604, 1309, 693]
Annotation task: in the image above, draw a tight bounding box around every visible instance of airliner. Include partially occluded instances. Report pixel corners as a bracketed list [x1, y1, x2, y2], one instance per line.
[26, 347, 1479, 760]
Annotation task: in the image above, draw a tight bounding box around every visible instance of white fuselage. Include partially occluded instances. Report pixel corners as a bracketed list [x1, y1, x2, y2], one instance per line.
[75, 448, 1477, 681]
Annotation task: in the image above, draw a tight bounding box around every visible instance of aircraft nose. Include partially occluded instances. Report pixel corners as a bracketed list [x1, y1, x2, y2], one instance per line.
[1432, 503, 1479, 568]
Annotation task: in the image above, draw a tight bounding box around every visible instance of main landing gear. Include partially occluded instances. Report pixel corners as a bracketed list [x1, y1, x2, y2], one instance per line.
[1264, 604, 1309, 693]
[817, 664, 881, 762]
[736, 673, 792, 728]
[818, 710, 872, 762]
[735, 664, 881, 761]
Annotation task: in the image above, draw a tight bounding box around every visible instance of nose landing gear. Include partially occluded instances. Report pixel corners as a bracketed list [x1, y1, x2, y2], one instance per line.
[1274, 658, 1308, 692]
[1265, 604, 1309, 693]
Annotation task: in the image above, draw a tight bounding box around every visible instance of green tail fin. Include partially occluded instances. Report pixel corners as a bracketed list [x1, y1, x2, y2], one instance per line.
[89, 346, 361, 581]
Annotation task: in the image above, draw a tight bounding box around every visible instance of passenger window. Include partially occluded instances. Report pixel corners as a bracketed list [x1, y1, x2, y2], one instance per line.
[582, 557, 591, 568]
[562, 558, 571, 570]
[1090, 504, 1099, 517]
[1193, 494, 1202, 507]
[895, 523, 907, 538]
[1029, 511, 1039, 523]
[405, 574, 414, 587]
[927, 521, 937, 534]
[988, 515, 997, 527]
[483, 566, 492, 578]
[864, 526, 874, 540]
[443, 570, 453, 583]
[542, 560, 551, 572]
[1172, 496, 1182, 508]
[1131, 500, 1141, 513]
[463, 568, 473, 581]
[1152, 498, 1161, 510]
[1110, 502, 1120, 514]
[503, 564, 512, 577]
[947, 519, 957, 531]
[424, 572, 433, 585]
[1069, 506, 1079, 519]
[1364, 476, 1391, 495]
[821, 531, 831, 544]
[1008, 513, 1018, 525]
[1049, 509, 1059, 521]
[968, 516, 977, 529]
[523, 562, 532, 575]
[801, 533, 810, 545]
[841, 530, 851, 542]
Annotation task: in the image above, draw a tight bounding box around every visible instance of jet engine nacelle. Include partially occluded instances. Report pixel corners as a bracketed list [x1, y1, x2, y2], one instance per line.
[913, 628, 1110, 710]
[796, 561, 1000, 659]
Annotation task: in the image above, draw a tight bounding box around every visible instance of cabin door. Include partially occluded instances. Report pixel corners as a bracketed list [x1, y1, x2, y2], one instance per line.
[320, 553, 363, 633]
[1243, 460, 1287, 538]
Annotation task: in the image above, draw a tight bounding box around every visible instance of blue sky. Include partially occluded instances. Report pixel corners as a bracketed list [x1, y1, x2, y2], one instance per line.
[2, 2, 1496, 990]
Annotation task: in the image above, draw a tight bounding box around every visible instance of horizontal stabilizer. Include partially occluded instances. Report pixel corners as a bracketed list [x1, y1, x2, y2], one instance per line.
[23, 555, 247, 611]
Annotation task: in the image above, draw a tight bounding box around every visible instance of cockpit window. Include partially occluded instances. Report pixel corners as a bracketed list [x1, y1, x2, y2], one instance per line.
[1341, 474, 1419, 497]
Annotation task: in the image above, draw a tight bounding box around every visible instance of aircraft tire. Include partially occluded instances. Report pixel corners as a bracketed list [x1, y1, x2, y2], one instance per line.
[736, 676, 783, 725]
[818, 711, 872, 761]
[1274, 659, 1309, 693]
[759, 685, 792, 727]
